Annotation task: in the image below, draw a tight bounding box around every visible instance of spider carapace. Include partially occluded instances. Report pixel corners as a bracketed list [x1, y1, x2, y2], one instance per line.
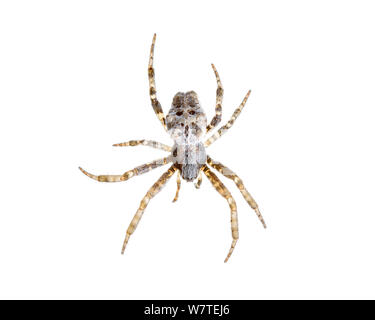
[79, 34, 266, 262]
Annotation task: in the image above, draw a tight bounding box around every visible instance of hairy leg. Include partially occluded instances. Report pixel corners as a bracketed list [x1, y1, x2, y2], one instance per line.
[113, 139, 171, 152]
[202, 165, 238, 263]
[148, 34, 167, 131]
[205, 90, 251, 147]
[79, 157, 171, 182]
[206, 64, 223, 133]
[207, 156, 266, 228]
[122, 165, 177, 253]
[172, 170, 181, 202]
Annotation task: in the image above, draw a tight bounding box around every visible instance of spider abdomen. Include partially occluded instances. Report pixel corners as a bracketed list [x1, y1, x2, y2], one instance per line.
[172, 142, 206, 181]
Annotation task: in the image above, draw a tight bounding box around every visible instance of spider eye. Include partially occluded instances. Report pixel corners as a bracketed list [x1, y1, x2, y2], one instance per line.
[176, 111, 183, 116]
[189, 110, 195, 115]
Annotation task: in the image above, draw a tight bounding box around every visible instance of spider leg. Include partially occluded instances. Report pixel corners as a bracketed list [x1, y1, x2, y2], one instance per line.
[148, 34, 167, 131]
[79, 157, 171, 183]
[206, 64, 223, 133]
[205, 90, 251, 147]
[194, 170, 203, 189]
[113, 139, 171, 152]
[202, 165, 238, 263]
[207, 156, 266, 228]
[172, 170, 181, 202]
[122, 164, 177, 254]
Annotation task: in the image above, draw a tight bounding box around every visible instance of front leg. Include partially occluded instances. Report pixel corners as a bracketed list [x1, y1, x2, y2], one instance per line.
[148, 34, 167, 131]
[205, 90, 251, 147]
[206, 64, 223, 133]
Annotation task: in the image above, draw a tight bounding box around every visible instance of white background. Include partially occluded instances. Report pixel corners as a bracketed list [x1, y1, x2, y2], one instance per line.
[0, 0, 374, 300]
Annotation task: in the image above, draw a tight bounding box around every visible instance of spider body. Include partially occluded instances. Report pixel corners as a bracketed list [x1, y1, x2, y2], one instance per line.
[79, 34, 266, 262]
[167, 91, 207, 181]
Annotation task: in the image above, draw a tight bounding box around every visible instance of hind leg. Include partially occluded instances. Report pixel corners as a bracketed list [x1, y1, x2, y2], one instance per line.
[122, 165, 177, 253]
[202, 165, 238, 263]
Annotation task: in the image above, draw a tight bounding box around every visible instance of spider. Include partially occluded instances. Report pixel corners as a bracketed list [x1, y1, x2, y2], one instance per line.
[79, 34, 266, 262]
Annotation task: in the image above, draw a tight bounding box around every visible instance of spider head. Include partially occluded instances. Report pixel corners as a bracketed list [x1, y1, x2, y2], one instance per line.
[166, 91, 207, 144]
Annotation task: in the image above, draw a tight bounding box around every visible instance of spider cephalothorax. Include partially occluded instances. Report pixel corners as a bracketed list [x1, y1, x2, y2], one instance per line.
[79, 34, 266, 262]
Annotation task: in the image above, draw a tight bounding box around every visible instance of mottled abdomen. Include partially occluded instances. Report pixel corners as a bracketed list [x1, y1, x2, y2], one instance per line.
[166, 91, 207, 181]
[172, 142, 206, 181]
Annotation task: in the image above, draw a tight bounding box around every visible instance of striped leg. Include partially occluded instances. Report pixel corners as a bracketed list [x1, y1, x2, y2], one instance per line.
[194, 170, 202, 189]
[122, 165, 177, 254]
[78, 157, 171, 183]
[148, 34, 167, 131]
[113, 139, 171, 152]
[206, 64, 223, 133]
[205, 90, 251, 147]
[207, 156, 266, 228]
[172, 170, 181, 202]
[202, 165, 238, 263]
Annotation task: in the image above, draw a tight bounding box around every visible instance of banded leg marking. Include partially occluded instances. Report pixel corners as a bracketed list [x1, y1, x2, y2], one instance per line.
[202, 165, 238, 263]
[206, 63, 223, 133]
[148, 34, 167, 130]
[207, 156, 266, 228]
[205, 90, 251, 147]
[113, 139, 171, 152]
[172, 170, 181, 202]
[194, 171, 203, 189]
[122, 165, 177, 253]
[79, 157, 171, 183]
